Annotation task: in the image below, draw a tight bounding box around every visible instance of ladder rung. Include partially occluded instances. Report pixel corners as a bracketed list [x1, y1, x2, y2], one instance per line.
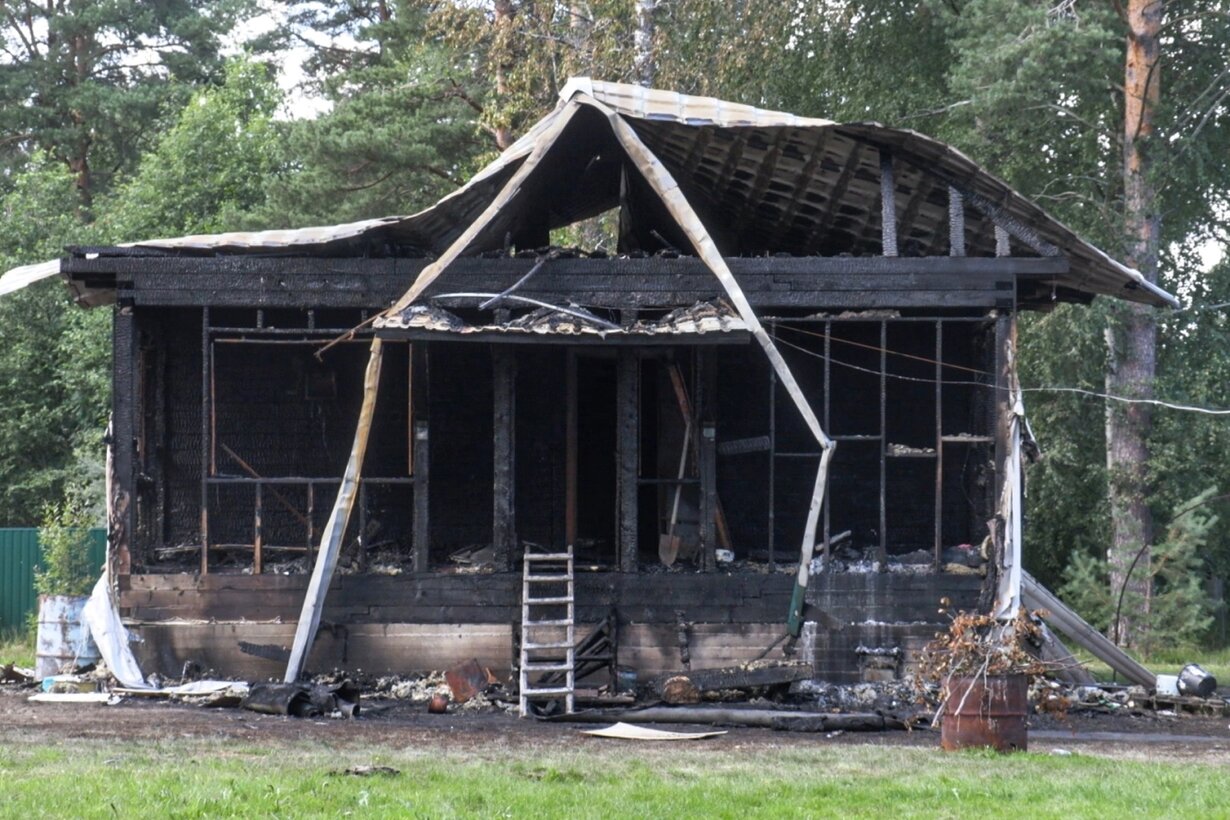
[523, 553, 573, 561]
[521, 687, 574, 697]
[524, 573, 574, 582]
[522, 641, 573, 650]
[524, 596, 572, 605]
[521, 662, 572, 672]
[523, 618, 573, 627]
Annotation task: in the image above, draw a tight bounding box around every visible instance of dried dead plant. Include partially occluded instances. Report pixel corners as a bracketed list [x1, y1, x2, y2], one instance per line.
[914, 601, 1052, 726]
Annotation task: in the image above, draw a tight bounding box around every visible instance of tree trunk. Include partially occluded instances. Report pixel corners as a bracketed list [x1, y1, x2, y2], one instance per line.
[492, 0, 515, 150]
[634, 0, 656, 87]
[1107, 0, 1161, 649]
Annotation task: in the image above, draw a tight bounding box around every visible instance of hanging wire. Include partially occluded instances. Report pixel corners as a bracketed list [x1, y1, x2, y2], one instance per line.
[769, 330, 1230, 416]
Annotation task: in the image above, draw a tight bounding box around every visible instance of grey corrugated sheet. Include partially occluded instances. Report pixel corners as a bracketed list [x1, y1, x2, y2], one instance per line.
[0, 528, 106, 629]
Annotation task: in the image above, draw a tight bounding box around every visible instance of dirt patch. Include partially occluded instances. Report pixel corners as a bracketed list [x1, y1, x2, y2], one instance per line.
[3, 686, 1227, 761]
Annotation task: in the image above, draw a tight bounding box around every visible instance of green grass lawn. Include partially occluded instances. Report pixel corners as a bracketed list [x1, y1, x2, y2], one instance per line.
[0, 735, 1226, 819]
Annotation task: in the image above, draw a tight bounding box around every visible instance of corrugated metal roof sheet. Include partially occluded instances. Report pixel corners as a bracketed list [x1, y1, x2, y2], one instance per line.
[1, 77, 1178, 309]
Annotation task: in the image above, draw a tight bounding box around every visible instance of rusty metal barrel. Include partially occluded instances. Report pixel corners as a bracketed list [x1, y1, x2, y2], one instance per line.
[34, 594, 100, 680]
[940, 674, 1028, 752]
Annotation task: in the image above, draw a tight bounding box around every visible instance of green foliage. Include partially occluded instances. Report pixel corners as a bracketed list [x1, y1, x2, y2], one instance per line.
[0, 290, 108, 526]
[0, 0, 256, 208]
[0, 156, 111, 525]
[257, 3, 489, 225]
[1060, 488, 1218, 657]
[97, 58, 284, 240]
[35, 499, 100, 598]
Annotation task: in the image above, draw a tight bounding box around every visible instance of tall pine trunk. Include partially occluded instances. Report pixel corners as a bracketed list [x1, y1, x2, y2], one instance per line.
[634, 0, 656, 87]
[492, 0, 515, 150]
[1107, 0, 1161, 648]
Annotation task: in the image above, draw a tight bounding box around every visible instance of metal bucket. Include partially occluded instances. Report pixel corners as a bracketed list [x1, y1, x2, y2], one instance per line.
[1177, 664, 1217, 698]
[35, 594, 100, 680]
[940, 674, 1028, 752]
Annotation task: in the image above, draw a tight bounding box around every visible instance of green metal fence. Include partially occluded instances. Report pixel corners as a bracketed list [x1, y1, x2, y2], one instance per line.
[0, 528, 106, 630]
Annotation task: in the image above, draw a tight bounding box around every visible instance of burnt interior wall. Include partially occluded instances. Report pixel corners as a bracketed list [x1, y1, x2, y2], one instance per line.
[426, 342, 493, 559]
[133, 306, 417, 570]
[135, 308, 201, 556]
[129, 300, 1000, 577]
[713, 317, 997, 566]
[513, 348, 568, 552]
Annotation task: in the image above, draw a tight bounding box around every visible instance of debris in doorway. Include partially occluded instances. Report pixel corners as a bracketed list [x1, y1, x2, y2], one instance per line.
[887, 443, 936, 457]
[241, 679, 360, 718]
[449, 544, 496, 571]
[0, 663, 34, 685]
[661, 676, 701, 705]
[649, 661, 814, 702]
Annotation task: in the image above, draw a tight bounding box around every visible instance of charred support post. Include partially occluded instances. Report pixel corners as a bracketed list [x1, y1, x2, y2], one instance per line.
[565, 350, 578, 547]
[412, 420, 430, 573]
[880, 149, 898, 258]
[699, 423, 717, 571]
[200, 306, 211, 575]
[696, 349, 718, 572]
[253, 484, 263, 575]
[111, 307, 137, 576]
[492, 347, 516, 569]
[285, 338, 384, 683]
[616, 350, 639, 571]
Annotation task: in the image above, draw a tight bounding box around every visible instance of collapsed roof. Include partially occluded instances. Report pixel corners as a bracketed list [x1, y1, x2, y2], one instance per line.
[1, 77, 1177, 309]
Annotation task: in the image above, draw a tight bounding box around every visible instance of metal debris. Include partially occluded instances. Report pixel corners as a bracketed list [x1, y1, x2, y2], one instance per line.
[444, 659, 490, 705]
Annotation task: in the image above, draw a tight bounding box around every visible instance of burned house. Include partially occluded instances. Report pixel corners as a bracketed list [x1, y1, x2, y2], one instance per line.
[5, 79, 1176, 696]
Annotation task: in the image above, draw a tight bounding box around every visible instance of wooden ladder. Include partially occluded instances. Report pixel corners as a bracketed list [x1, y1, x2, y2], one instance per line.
[519, 548, 575, 717]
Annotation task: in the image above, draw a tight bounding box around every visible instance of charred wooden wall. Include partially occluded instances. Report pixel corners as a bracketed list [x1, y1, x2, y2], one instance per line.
[119, 571, 982, 681]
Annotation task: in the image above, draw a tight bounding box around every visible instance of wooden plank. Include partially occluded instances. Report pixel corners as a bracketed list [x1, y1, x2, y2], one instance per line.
[112, 308, 137, 575]
[948, 187, 966, 257]
[648, 661, 814, 696]
[880, 149, 898, 257]
[284, 338, 384, 682]
[129, 622, 514, 679]
[68, 252, 1071, 280]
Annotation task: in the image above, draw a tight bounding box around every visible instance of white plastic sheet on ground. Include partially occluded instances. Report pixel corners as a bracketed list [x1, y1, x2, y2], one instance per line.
[580, 722, 727, 741]
[82, 574, 150, 689]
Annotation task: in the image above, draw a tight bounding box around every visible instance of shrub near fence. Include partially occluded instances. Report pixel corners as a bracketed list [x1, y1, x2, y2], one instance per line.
[0, 528, 106, 629]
